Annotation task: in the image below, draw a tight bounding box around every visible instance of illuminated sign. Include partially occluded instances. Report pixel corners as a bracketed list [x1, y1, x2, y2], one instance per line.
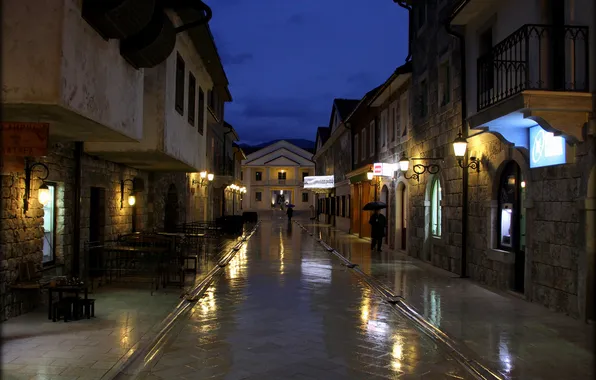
[529, 126, 566, 168]
[373, 163, 398, 177]
[303, 175, 334, 189]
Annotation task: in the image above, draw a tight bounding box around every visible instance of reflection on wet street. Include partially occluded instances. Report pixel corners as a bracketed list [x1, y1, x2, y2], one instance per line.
[310, 223, 595, 380]
[145, 219, 471, 379]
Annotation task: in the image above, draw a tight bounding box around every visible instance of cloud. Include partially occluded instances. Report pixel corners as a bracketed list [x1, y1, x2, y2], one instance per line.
[219, 52, 254, 65]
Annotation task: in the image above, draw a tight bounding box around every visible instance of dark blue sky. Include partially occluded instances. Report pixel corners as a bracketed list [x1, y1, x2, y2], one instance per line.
[208, 0, 409, 145]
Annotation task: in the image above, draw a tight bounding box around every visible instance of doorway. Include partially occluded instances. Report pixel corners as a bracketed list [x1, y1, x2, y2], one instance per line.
[498, 161, 526, 293]
[89, 187, 106, 277]
[164, 184, 179, 232]
[396, 182, 407, 250]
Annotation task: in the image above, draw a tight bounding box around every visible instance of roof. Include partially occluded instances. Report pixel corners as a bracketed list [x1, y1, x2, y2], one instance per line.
[334, 99, 361, 121]
[367, 61, 413, 105]
[223, 121, 240, 141]
[344, 84, 385, 124]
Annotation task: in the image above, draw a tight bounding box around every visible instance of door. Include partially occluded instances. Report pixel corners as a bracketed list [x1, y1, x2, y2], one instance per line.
[401, 185, 407, 250]
[498, 161, 525, 293]
[89, 187, 106, 277]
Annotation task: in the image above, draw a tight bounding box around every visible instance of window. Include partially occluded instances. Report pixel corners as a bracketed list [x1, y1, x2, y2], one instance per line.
[42, 183, 56, 265]
[341, 195, 346, 217]
[369, 120, 375, 156]
[188, 73, 196, 126]
[381, 110, 388, 148]
[278, 171, 286, 180]
[354, 134, 359, 164]
[175, 53, 185, 115]
[302, 172, 308, 180]
[400, 92, 409, 138]
[391, 102, 398, 141]
[198, 88, 205, 135]
[439, 61, 451, 106]
[255, 171, 262, 181]
[361, 128, 367, 159]
[420, 79, 428, 118]
[430, 178, 442, 237]
[255, 192, 262, 202]
[240, 171, 243, 181]
[302, 193, 309, 202]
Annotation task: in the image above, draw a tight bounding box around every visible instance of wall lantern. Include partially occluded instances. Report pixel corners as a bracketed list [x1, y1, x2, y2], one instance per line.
[192, 171, 215, 186]
[120, 178, 138, 209]
[366, 170, 374, 181]
[398, 153, 441, 183]
[453, 131, 480, 172]
[23, 159, 50, 213]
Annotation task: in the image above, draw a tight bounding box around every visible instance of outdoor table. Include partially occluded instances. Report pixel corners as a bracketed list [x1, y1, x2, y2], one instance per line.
[46, 284, 88, 320]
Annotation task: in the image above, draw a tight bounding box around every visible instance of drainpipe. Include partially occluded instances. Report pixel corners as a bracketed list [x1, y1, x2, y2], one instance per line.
[446, 0, 471, 278]
[72, 142, 83, 278]
[394, 0, 412, 62]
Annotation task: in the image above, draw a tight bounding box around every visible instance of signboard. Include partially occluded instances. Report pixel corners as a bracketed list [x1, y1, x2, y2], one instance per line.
[529, 126, 566, 168]
[373, 162, 398, 177]
[303, 175, 334, 189]
[1, 122, 50, 157]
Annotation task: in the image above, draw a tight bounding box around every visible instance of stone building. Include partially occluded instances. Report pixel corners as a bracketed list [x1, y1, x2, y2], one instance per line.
[365, 63, 413, 252]
[312, 99, 359, 230]
[386, 0, 596, 319]
[0, 1, 231, 320]
[345, 87, 383, 239]
[241, 140, 315, 212]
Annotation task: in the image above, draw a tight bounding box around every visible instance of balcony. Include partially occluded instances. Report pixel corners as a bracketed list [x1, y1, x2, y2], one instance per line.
[2, 0, 143, 143]
[470, 24, 592, 142]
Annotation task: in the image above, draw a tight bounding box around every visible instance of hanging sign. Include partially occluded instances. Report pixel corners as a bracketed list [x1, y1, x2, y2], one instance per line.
[303, 175, 334, 189]
[529, 126, 566, 168]
[373, 163, 398, 177]
[1, 122, 50, 157]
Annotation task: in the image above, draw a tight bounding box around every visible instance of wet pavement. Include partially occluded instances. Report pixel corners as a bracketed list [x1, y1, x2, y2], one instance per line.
[1, 237, 238, 380]
[305, 222, 595, 380]
[140, 218, 471, 379]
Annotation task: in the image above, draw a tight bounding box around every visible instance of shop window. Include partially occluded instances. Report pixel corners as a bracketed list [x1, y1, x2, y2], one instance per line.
[255, 192, 262, 202]
[430, 178, 442, 237]
[498, 161, 522, 251]
[302, 193, 309, 202]
[42, 183, 56, 265]
[175, 53, 185, 115]
[255, 171, 262, 181]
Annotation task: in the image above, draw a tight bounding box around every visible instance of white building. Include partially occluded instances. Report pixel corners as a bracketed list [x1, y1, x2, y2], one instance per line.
[241, 141, 315, 212]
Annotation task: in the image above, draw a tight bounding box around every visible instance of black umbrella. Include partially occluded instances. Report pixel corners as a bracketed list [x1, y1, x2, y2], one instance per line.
[363, 201, 387, 211]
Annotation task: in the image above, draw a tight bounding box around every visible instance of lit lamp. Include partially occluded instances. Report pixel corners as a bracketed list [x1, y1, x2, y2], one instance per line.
[23, 159, 50, 213]
[193, 171, 214, 186]
[453, 131, 480, 172]
[366, 170, 374, 181]
[398, 154, 410, 172]
[38, 184, 50, 206]
[120, 178, 138, 209]
[398, 152, 441, 183]
[200, 171, 207, 180]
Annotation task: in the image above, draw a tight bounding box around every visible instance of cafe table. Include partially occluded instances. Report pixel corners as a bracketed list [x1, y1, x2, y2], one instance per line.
[46, 284, 88, 320]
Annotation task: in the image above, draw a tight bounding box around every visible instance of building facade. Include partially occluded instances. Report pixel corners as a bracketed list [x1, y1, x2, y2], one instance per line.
[242, 140, 315, 212]
[0, 1, 231, 320]
[312, 99, 359, 231]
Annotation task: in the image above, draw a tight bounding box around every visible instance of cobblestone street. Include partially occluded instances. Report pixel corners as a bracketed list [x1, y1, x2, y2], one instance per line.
[140, 217, 470, 380]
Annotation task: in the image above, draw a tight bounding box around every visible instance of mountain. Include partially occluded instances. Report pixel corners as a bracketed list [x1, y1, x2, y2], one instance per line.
[238, 139, 315, 154]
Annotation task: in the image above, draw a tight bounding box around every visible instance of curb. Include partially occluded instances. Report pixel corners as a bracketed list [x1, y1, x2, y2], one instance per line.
[294, 221, 503, 380]
[103, 222, 261, 380]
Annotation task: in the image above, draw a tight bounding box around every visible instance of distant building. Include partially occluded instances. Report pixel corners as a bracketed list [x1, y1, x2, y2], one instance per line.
[241, 140, 315, 212]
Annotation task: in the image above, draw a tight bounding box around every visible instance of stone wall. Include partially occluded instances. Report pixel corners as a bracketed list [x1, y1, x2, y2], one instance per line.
[0, 142, 190, 321]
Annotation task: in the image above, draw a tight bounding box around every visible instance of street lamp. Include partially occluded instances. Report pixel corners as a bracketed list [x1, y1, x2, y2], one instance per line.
[398, 153, 441, 183]
[23, 159, 50, 213]
[193, 171, 215, 186]
[453, 131, 480, 172]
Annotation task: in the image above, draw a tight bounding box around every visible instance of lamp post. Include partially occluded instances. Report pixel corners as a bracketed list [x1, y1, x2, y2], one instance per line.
[452, 130, 482, 278]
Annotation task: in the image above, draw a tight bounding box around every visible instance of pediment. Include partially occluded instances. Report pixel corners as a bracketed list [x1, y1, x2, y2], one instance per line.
[243, 146, 314, 167]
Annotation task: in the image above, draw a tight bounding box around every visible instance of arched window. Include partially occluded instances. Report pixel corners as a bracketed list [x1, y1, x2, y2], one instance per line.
[431, 178, 442, 237]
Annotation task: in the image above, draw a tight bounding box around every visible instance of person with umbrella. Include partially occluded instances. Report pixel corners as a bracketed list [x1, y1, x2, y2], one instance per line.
[364, 201, 387, 252]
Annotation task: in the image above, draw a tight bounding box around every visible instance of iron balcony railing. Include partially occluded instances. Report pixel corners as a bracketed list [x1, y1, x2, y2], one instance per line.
[477, 24, 589, 111]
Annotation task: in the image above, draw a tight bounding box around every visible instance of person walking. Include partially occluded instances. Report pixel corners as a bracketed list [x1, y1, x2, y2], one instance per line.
[286, 206, 294, 221]
[369, 209, 386, 252]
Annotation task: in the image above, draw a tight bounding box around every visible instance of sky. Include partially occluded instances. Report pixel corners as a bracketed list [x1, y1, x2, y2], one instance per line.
[207, 0, 409, 145]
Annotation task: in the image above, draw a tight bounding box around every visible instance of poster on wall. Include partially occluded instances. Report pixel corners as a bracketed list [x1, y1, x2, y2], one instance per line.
[529, 126, 566, 168]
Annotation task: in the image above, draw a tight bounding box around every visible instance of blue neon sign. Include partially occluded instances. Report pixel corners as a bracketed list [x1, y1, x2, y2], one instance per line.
[529, 126, 566, 168]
